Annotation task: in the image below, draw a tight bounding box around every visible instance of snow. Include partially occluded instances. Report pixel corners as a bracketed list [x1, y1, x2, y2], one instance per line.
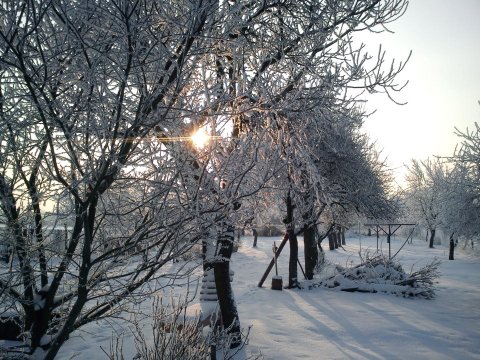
[8, 234, 480, 359]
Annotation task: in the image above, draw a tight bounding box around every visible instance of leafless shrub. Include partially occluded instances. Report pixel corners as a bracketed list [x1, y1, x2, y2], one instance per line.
[104, 297, 263, 360]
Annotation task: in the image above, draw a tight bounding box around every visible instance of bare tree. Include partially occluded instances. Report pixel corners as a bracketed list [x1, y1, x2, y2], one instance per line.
[0, 1, 410, 357]
[441, 123, 480, 252]
[192, 0, 409, 331]
[0, 1, 234, 357]
[405, 158, 448, 248]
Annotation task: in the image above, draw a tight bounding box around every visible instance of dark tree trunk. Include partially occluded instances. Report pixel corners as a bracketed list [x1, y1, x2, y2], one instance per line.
[288, 230, 298, 287]
[328, 232, 335, 250]
[252, 228, 258, 247]
[368, 228, 371, 236]
[303, 225, 317, 280]
[334, 228, 340, 249]
[341, 227, 346, 245]
[213, 222, 241, 348]
[30, 291, 52, 351]
[429, 228, 436, 248]
[449, 233, 455, 260]
[285, 194, 298, 288]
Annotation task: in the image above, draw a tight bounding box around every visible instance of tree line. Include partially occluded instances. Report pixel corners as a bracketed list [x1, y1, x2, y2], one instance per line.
[0, 1, 409, 358]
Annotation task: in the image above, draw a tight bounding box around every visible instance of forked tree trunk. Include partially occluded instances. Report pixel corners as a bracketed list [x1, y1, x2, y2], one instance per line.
[429, 228, 436, 248]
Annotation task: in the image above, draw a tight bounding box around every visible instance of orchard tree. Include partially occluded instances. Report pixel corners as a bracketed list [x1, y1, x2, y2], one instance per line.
[280, 105, 397, 281]
[0, 0, 260, 356]
[0, 0, 410, 358]
[441, 124, 480, 253]
[405, 158, 448, 248]
[451, 124, 480, 241]
[210, 0, 408, 285]
[201, 0, 409, 302]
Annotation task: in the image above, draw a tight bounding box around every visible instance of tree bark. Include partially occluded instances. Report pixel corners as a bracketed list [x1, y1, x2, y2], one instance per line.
[252, 228, 258, 247]
[213, 222, 241, 348]
[328, 232, 335, 250]
[303, 225, 317, 280]
[286, 194, 298, 288]
[449, 233, 455, 260]
[288, 229, 298, 287]
[341, 227, 346, 245]
[429, 228, 436, 248]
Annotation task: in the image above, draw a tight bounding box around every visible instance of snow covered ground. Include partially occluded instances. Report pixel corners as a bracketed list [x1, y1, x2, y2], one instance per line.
[53, 234, 480, 359]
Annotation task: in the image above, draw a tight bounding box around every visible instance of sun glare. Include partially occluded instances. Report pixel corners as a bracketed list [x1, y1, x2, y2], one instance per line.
[191, 129, 210, 149]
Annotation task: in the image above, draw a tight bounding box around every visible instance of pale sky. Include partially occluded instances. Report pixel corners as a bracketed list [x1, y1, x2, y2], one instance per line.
[359, 0, 480, 185]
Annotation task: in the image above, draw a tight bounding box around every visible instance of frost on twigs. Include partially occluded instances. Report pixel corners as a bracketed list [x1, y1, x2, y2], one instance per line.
[105, 296, 263, 360]
[310, 252, 440, 299]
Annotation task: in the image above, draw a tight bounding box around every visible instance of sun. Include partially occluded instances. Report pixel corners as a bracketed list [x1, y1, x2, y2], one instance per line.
[191, 129, 210, 149]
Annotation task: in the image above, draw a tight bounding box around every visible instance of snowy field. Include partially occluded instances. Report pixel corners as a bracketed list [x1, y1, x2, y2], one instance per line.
[53, 234, 480, 359]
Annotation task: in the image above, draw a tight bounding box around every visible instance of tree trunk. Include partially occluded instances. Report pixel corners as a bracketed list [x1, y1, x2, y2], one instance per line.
[252, 228, 258, 247]
[213, 222, 241, 348]
[286, 194, 298, 288]
[303, 225, 317, 280]
[328, 232, 335, 250]
[429, 228, 436, 248]
[334, 228, 340, 249]
[288, 229, 298, 287]
[449, 233, 455, 260]
[341, 227, 346, 245]
[30, 292, 52, 351]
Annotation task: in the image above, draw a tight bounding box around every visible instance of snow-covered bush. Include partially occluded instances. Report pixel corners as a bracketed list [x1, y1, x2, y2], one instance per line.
[311, 252, 440, 299]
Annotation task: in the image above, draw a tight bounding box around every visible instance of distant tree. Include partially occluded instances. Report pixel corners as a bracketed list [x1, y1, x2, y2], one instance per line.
[441, 124, 480, 251]
[405, 158, 448, 248]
